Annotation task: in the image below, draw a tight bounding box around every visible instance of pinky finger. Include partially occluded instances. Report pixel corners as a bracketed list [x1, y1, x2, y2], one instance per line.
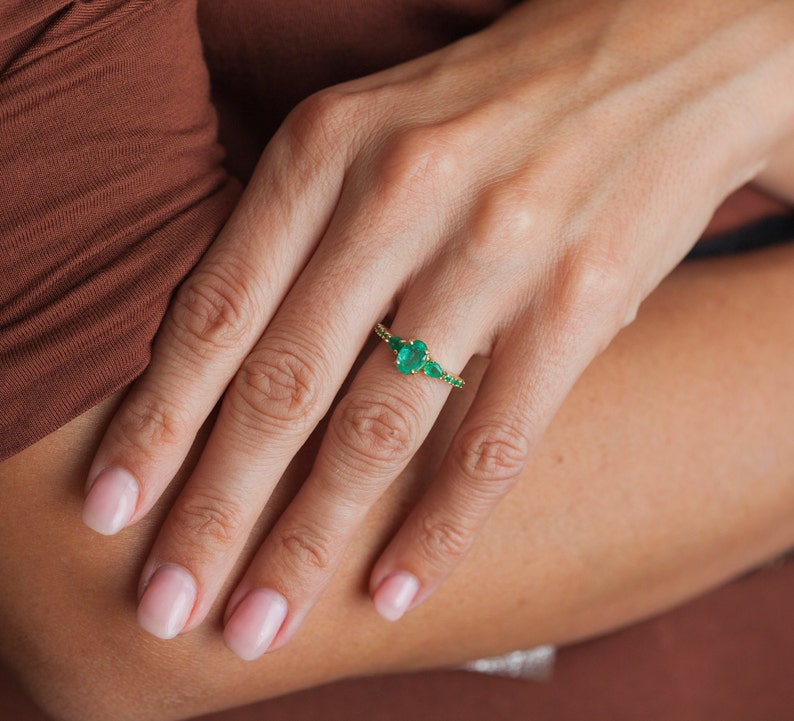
[369, 316, 595, 620]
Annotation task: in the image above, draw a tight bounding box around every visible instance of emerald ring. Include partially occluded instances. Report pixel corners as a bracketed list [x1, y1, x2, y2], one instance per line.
[374, 323, 464, 388]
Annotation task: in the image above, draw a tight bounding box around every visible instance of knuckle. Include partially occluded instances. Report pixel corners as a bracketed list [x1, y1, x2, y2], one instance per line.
[555, 239, 630, 335]
[168, 263, 254, 356]
[332, 393, 418, 472]
[273, 522, 334, 573]
[232, 342, 325, 431]
[114, 390, 189, 451]
[285, 89, 359, 157]
[466, 184, 542, 263]
[475, 184, 541, 241]
[454, 419, 531, 489]
[174, 491, 248, 549]
[377, 125, 462, 205]
[416, 513, 471, 565]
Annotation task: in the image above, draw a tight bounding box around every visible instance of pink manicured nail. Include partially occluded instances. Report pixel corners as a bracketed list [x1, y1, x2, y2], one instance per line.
[223, 589, 288, 661]
[373, 571, 420, 621]
[137, 565, 197, 640]
[82, 467, 139, 535]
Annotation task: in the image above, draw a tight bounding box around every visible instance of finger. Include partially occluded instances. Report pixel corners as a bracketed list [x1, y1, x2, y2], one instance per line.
[369, 267, 631, 618]
[220, 253, 503, 659]
[133, 245, 400, 639]
[133, 133, 461, 638]
[82, 96, 351, 536]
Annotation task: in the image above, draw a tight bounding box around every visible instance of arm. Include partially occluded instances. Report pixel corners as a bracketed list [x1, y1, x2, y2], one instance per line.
[3, 240, 794, 721]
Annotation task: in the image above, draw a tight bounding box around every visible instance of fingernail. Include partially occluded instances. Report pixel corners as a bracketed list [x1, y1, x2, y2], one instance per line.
[223, 589, 288, 661]
[137, 564, 197, 640]
[82, 467, 139, 535]
[373, 571, 420, 622]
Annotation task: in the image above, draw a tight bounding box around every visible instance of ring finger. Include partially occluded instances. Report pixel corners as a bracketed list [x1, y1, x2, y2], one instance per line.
[221, 257, 509, 659]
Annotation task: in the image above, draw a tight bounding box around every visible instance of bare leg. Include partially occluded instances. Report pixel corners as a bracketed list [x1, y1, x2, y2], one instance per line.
[1, 242, 794, 721]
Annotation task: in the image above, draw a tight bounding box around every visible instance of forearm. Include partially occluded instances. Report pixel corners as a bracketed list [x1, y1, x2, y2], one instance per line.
[2, 242, 794, 721]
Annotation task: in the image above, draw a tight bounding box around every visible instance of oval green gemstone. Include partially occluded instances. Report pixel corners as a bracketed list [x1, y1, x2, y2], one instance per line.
[387, 335, 403, 352]
[424, 361, 443, 379]
[395, 339, 428, 374]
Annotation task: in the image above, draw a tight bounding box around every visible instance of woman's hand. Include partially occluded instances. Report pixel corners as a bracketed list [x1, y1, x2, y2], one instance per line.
[82, 0, 794, 659]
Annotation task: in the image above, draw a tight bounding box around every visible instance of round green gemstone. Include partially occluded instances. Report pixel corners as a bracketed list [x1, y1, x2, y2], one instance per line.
[395, 339, 428, 374]
[424, 361, 444, 379]
[387, 335, 403, 352]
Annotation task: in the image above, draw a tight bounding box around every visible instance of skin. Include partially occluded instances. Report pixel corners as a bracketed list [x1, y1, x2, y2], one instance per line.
[81, 0, 794, 659]
[2, 239, 794, 721]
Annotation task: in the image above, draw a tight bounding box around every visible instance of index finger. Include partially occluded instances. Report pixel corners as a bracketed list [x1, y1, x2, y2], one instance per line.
[82, 105, 348, 535]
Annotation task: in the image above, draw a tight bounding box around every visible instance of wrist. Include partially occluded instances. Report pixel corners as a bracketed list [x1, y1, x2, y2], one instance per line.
[731, 2, 794, 184]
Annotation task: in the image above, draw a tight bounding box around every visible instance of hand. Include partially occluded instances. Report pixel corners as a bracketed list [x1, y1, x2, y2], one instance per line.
[82, 0, 794, 659]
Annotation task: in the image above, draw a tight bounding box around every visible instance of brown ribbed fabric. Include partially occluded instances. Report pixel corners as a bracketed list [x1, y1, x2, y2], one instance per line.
[0, 0, 240, 458]
[0, 0, 513, 459]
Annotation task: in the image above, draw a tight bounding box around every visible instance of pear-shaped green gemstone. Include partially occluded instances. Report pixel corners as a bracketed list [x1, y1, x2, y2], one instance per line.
[395, 339, 428, 374]
[424, 361, 443, 379]
[387, 335, 403, 352]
